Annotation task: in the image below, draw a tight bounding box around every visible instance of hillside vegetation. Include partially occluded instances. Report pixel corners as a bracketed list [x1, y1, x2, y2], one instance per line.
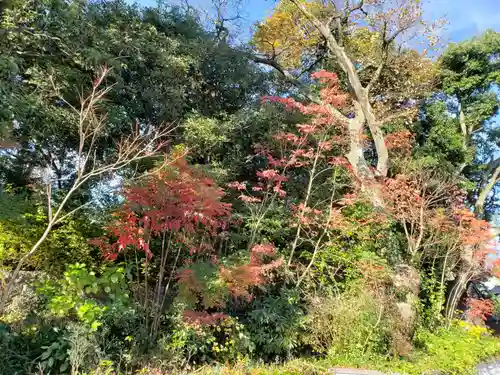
[1, 1, 500, 374]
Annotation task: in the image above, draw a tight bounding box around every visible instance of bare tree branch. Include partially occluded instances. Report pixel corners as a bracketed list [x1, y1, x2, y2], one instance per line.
[380, 107, 418, 125]
[298, 52, 327, 77]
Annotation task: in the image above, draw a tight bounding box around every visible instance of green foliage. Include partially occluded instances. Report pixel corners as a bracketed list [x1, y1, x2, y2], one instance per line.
[0, 264, 139, 374]
[245, 290, 304, 358]
[39, 335, 71, 374]
[339, 202, 405, 265]
[0, 0, 265, 190]
[436, 30, 500, 216]
[0, 188, 101, 274]
[182, 114, 236, 164]
[389, 322, 500, 374]
[164, 312, 253, 364]
[242, 202, 293, 247]
[0, 323, 62, 375]
[440, 30, 500, 97]
[318, 324, 500, 375]
[303, 287, 393, 358]
[419, 269, 447, 329]
[177, 261, 228, 310]
[181, 322, 500, 375]
[414, 100, 470, 171]
[1, 1, 500, 374]
[319, 322, 500, 375]
[37, 263, 130, 331]
[492, 295, 500, 322]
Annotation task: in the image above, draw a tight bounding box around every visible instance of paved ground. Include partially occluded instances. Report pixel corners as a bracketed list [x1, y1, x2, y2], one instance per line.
[331, 361, 500, 375]
[477, 361, 500, 375]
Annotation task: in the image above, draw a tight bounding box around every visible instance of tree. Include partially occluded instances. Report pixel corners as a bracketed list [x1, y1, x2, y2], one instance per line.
[0, 0, 265, 190]
[0, 68, 174, 313]
[91, 154, 232, 337]
[251, 0, 440, 190]
[382, 166, 495, 321]
[438, 30, 500, 218]
[91, 153, 284, 341]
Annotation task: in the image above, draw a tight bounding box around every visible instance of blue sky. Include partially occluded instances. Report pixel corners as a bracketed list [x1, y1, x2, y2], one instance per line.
[425, 0, 500, 42]
[134, 0, 500, 44]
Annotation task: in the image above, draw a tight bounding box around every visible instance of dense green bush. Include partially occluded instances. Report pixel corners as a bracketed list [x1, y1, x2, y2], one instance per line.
[37, 263, 131, 330]
[0, 201, 101, 275]
[303, 287, 393, 358]
[245, 290, 305, 358]
[163, 312, 254, 365]
[10, 263, 138, 374]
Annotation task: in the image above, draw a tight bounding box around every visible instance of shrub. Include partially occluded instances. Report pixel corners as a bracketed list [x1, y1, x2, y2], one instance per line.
[160, 321, 500, 375]
[245, 289, 305, 359]
[493, 295, 500, 321]
[316, 321, 500, 374]
[32, 263, 136, 373]
[0, 323, 59, 374]
[0, 201, 100, 276]
[36, 263, 131, 331]
[303, 287, 393, 358]
[162, 309, 254, 365]
[407, 322, 500, 373]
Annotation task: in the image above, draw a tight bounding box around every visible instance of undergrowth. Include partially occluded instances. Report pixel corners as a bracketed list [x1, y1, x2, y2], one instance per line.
[85, 321, 500, 375]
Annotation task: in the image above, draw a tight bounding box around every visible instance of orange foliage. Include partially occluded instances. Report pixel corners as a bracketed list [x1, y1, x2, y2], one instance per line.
[385, 130, 415, 156]
[383, 174, 422, 222]
[182, 311, 228, 327]
[454, 209, 492, 247]
[466, 298, 493, 322]
[91, 157, 231, 260]
[220, 244, 282, 301]
[310, 71, 349, 108]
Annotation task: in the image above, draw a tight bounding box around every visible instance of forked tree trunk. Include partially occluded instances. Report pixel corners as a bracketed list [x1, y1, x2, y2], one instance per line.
[289, 0, 390, 178]
[445, 268, 472, 321]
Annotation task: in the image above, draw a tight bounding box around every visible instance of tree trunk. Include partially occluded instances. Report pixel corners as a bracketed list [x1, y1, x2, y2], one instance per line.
[456, 109, 469, 174]
[321, 29, 389, 177]
[289, 0, 389, 177]
[359, 92, 389, 177]
[345, 104, 384, 206]
[445, 244, 474, 321]
[393, 264, 421, 355]
[345, 104, 372, 180]
[475, 164, 500, 219]
[445, 268, 472, 321]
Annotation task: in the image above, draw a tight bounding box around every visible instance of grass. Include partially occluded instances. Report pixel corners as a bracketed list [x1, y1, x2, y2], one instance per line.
[189, 322, 500, 375]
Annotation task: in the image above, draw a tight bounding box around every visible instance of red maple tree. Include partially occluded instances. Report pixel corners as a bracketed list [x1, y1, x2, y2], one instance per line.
[91, 157, 231, 260]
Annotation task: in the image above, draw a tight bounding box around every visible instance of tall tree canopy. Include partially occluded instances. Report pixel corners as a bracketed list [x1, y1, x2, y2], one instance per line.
[251, 0, 440, 192]
[440, 30, 500, 218]
[415, 30, 500, 219]
[0, 0, 265, 190]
